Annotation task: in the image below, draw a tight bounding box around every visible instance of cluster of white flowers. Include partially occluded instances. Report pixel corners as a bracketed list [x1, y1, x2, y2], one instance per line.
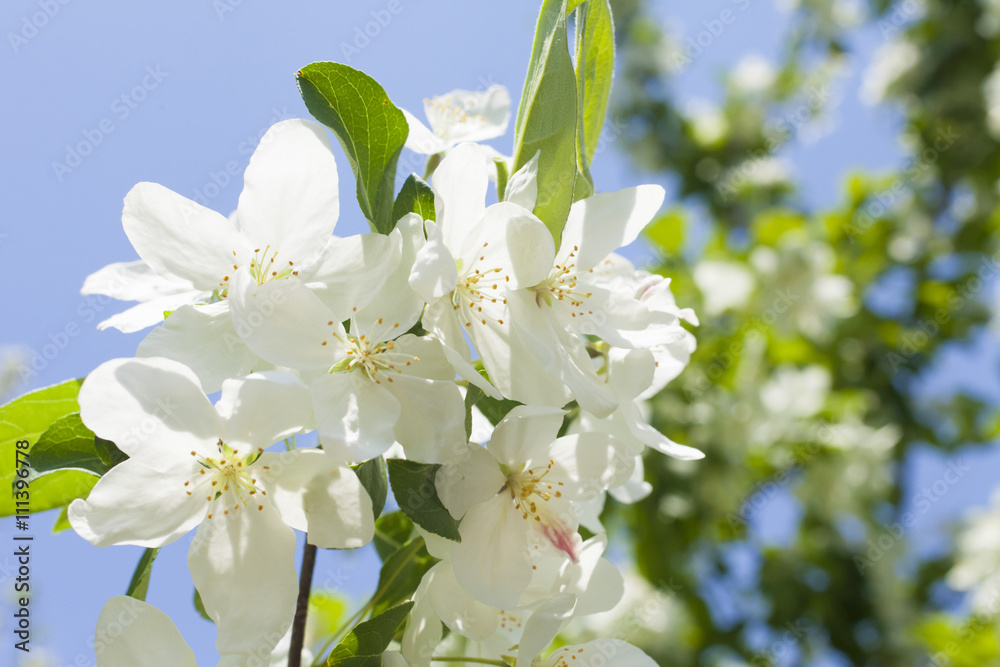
[73, 87, 701, 667]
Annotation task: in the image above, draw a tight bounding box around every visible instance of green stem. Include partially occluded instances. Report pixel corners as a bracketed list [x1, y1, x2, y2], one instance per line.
[432, 658, 508, 666]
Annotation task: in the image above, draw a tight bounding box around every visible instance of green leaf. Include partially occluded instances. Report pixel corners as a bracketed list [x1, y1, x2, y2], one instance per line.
[387, 459, 461, 542]
[512, 0, 580, 243]
[0, 379, 100, 517]
[392, 173, 435, 222]
[464, 385, 486, 441]
[297, 62, 409, 234]
[495, 157, 510, 201]
[326, 601, 414, 666]
[374, 511, 415, 561]
[370, 537, 435, 617]
[31, 413, 108, 476]
[575, 0, 615, 167]
[353, 456, 388, 519]
[94, 436, 128, 469]
[474, 393, 524, 426]
[193, 588, 214, 623]
[126, 547, 159, 602]
[52, 505, 72, 533]
[328, 657, 382, 667]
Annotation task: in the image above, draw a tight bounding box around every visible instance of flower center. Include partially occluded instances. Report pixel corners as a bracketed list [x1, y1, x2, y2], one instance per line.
[216, 246, 301, 296]
[425, 95, 488, 140]
[505, 461, 577, 562]
[544, 646, 587, 667]
[531, 246, 593, 318]
[325, 319, 417, 386]
[245, 245, 299, 286]
[184, 441, 268, 519]
[452, 242, 507, 328]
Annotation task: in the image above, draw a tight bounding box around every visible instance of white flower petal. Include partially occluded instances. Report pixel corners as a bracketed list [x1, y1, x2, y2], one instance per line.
[487, 405, 566, 470]
[433, 143, 489, 253]
[97, 291, 207, 334]
[258, 449, 373, 548]
[461, 202, 555, 290]
[228, 269, 341, 371]
[560, 535, 623, 616]
[136, 303, 259, 394]
[504, 150, 539, 210]
[546, 433, 636, 501]
[311, 372, 401, 462]
[451, 493, 532, 609]
[94, 596, 196, 667]
[216, 371, 312, 450]
[422, 299, 504, 399]
[123, 182, 244, 290]
[69, 460, 205, 548]
[625, 406, 704, 460]
[573, 494, 606, 535]
[575, 285, 681, 349]
[427, 562, 499, 641]
[425, 85, 511, 144]
[402, 108, 450, 154]
[640, 331, 696, 399]
[516, 594, 577, 667]
[436, 442, 506, 519]
[302, 459, 374, 549]
[308, 231, 403, 319]
[237, 119, 340, 269]
[559, 185, 666, 271]
[388, 374, 466, 464]
[383, 651, 410, 667]
[409, 220, 458, 302]
[82, 259, 198, 301]
[608, 456, 653, 504]
[469, 312, 572, 409]
[79, 357, 220, 470]
[188, 503, 298, 659]
[402, 568, 442, 667]
[608, 348, 655, 402]
[506, 291, 616, 417]
[353, 215, 426, 333]
[391, 333, 457, 382]
[540, 640, 658, 667]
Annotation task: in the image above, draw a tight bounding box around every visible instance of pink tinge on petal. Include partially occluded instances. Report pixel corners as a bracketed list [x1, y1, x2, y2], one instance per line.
[540, 517, 579, 563]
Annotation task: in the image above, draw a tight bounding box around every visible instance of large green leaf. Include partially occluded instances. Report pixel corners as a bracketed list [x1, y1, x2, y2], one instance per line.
[326, 601, 414, 666]
[352, 456, 388, 519]
[512, 0, 580, 243]
[575, 0, 615, 167]
[370, 537, 434, 617]
[392, 173, 435, 222]
[386, 460, 461, 542]
[0, 380, 99, 516]
[31, 412, 108, 476]
[297, 63, 409, 234]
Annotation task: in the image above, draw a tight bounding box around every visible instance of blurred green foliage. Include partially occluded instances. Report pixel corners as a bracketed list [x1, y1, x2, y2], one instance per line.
[587, 0, 1000, 664]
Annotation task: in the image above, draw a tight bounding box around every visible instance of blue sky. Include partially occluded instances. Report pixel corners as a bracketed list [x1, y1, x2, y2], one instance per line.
[0, 0, 995, 665]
